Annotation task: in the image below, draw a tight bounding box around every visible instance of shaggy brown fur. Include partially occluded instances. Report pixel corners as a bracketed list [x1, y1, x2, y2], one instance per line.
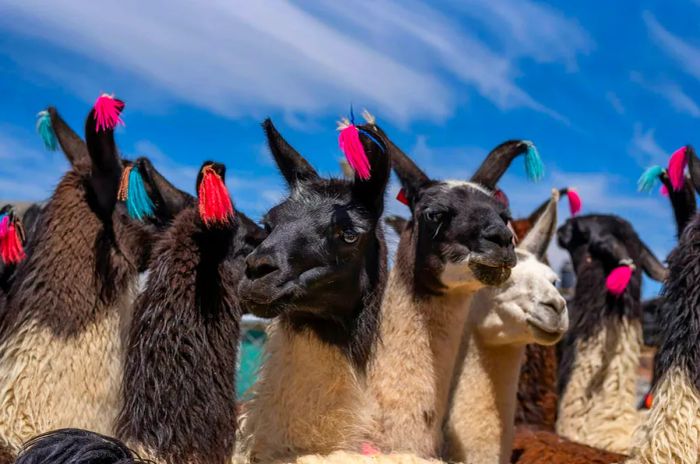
[511, 426, 625, 464]
[514, 344, 559, 430]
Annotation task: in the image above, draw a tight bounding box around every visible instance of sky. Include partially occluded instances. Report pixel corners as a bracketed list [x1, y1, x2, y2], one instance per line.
[2, 0, 699, 297]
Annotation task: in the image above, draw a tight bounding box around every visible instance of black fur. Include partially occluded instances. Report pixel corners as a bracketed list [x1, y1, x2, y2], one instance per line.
[15, 429, 146, 464]
[116, 163, 265, 464]
[652, 213, 700, 391]
[239, 119, 390, 370]
[556, 214, 663, 394]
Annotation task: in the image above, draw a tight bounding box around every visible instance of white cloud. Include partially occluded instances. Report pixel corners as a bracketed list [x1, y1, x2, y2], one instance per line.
[606, 91, 625, 115]
[1, 0, 591, 125]
[630, 71, 700, 118]
[629, 123, 668, 167]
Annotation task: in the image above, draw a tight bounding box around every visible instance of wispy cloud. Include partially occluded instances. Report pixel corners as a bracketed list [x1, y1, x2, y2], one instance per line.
[606, 91, 625, 115]
[644, 10, 700, 81]
[629, 123, 668, 167]
[630, 72, 700, 117]
[1, 0, 590, 125]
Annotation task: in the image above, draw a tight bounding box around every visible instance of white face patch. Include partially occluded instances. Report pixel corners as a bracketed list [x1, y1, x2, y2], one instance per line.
[443, 180, 492, 196]
[440, 257, 484, 291]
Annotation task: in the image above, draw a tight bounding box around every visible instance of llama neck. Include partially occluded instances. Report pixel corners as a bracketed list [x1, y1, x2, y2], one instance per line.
[444, 323, 524, 464]
[368, 268, 476, 457]
[239, 320, 377, 462]
[116, 210, 240, 464]
[515, 344, 558, 430]
[556, 317, 642, 454]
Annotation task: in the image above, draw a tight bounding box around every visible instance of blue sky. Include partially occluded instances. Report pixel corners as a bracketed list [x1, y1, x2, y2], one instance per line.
[2, 0, 699, 296]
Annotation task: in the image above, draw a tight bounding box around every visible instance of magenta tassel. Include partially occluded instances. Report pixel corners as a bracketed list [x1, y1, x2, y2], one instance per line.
[94, 94, 125, 132]
[606, 265, 634, 296]
[338, 125, 371, 180]
[566, 189, 582, 216]
[667, 146, 688, 192]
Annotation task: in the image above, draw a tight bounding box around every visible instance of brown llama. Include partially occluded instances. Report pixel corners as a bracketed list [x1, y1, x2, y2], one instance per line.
[0, 98, 190, 459]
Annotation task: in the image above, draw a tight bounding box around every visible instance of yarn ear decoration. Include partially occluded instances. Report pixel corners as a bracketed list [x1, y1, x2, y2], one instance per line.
[338, 117, 371, 181]
[523, 141, 545, 182]
[0, 214, 26, 265]
[667, 146, 688, 192]
[94, 94, 125, 132]
[606, 262, 635, 296]
[117, 165, 155, 221]
[36, 110, 58, 151]
[198, 165, 234, 226]
[660, 184, 669, 197]
[566, 188, 582, 216]
[493, 188, 510, 207]
[637, 165, 664, 193]
[396, 188, 410, 206]
[643, 392, 653, 409]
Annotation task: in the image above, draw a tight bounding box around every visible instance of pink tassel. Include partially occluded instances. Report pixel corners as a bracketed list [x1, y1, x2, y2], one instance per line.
[660, 184, 669, 197]
[361, 443, 381, 456]
[566, 189, 582, 216]
[94, 94, 125, 132]
[667, 146, 688, 192]
[338, 124, 371, 180]
[606, 265, 634, 296]
[0, 216, 25, 265]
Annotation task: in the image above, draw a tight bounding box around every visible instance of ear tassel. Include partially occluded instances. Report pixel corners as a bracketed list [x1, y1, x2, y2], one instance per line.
[667, 146, 688, 192]
[338, 119, 371, 181]
[198, 166, 234, 226]
[523, 141, 545, 182]
[566, 188, 582, 216]
[637, 165, 665, 193]
[606, 263, 634, 296]
[126, 167, 155, 221]
[0, 214, 26, 265]
[36, 110, 58, 151]
[94, 93, 125, 132]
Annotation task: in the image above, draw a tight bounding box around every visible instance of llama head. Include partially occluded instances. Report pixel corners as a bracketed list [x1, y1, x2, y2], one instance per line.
[389, 138, 518, 294]
[556, 214, 667, 284]
[471, 189, 568, 346]
[239, 118, 390, 328]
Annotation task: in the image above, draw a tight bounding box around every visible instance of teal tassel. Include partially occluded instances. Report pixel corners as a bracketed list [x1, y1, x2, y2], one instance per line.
[637, 165, 664, 193]
[523, 141, 544, 182]
[126, 168, 155, 220]
[36, 111, 57, 151]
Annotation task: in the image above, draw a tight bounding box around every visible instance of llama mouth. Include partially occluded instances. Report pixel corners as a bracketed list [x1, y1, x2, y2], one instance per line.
[526, 311, 567, 345]
[468, 262, 511, 286]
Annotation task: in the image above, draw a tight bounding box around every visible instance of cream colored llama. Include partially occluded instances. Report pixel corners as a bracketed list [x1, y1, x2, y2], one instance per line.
[443, 189, 568, 464]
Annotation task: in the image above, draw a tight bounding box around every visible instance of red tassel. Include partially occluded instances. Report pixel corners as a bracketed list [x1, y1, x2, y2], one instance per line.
[566, 189, 582, 216]
[338, 123, 371, 180]
[667, 146, 688, 192]
[493, 189, 510, 207]
[396, 188, 409, 206]
[94, 94, 125, 132]
[644, 392, 653, 409]
[606, 265, 634, 296]
[0, 216, 26, 265]
[198, 166, 234, 226]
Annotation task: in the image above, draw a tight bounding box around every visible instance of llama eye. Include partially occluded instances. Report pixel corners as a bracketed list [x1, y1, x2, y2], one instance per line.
[425, 211, 444, 223]
[341, 230, 359, 244]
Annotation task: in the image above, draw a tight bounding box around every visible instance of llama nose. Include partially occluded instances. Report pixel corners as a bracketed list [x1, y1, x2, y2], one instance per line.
[481, 224, 514, 249]
[245, 252, 279, 280]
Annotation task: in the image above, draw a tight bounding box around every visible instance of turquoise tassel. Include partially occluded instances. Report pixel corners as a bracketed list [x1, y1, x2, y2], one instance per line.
[637, 165, 664, 193]
[126, 168, 155, 221]
[523, 141, 544, 182]
[36, 111, 57, 151]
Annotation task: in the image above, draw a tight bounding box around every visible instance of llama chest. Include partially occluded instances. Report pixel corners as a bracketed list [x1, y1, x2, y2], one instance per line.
[239, 325, 376, 462]
[0, 291, 134, 452]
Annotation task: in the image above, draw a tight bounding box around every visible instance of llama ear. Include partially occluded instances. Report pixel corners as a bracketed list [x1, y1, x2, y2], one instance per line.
[84, 102, 124, 217]
[262, 119, 319, 188]
[637, 239, 668, 283]
[20, 204, 42, 242]
[134, 157, 194, 222]
[686, 145, 700, 195]
[519, 188, 558, 260]
[385, 134, 429, 210]
[238, 211, 268, 248]
[46, 107, 90, 170]
[384, 215, 408, 235]
[470, 140, 543, 190]
[350, 124, 391, 216]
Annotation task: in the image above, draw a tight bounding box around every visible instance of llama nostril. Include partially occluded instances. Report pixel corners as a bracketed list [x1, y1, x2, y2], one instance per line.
[481, 225, 513, 249]
[245, 254, 279, 280]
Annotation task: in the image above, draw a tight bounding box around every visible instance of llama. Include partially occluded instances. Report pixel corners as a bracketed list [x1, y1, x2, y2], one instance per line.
[366, 137, 542, 458]
[236, 117, 392, 462]
[626, 212, 700, 463]
[0, 97, 190, 458]
[443, 189, 568, 464]
[556, 214, 667, 453]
